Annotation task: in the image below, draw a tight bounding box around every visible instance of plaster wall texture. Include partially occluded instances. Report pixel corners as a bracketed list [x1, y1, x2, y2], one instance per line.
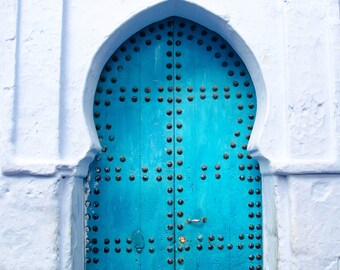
[0, 0, 340, 269]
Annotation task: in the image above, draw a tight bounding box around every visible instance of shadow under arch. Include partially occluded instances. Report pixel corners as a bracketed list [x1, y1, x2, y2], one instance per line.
[81, 0, 269, 177]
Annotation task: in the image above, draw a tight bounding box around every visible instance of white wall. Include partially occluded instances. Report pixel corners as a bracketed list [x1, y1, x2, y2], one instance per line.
[1, 0, 340, 269]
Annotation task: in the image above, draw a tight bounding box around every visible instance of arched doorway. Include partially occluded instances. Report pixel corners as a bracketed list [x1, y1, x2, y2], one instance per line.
[85, 16, 262, 269]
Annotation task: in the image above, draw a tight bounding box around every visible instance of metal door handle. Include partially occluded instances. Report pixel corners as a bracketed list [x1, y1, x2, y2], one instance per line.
[186, 217, 207, 224]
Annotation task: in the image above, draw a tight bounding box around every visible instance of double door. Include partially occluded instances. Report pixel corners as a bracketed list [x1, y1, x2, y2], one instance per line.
[85, 17, 262, 270]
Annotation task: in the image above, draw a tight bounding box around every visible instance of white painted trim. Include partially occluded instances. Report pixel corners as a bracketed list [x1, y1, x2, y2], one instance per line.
[78, 2, 275, 269]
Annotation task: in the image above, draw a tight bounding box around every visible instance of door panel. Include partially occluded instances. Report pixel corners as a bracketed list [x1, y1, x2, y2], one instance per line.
[85, 17, 262, 270]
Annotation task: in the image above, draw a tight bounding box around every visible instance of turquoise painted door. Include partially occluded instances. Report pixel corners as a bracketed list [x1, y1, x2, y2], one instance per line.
[85, 17, 262, 270]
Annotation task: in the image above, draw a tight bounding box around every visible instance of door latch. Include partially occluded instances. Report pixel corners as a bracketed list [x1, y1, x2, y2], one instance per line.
[186, 217, 207, 224]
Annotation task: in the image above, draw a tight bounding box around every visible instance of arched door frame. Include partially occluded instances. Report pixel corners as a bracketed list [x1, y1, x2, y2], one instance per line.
[77, 2, 275, 269]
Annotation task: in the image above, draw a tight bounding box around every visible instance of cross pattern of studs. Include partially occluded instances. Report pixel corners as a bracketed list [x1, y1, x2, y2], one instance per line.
[85, 17, 262, 270]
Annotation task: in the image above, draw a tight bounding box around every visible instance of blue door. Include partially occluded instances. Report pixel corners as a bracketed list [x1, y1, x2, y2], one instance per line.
[85, 17, 262, 270]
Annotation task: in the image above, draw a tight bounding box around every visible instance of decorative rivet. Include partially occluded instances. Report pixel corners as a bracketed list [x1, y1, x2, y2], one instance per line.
[215, 173, 221, 179]
[177, 211, 184, 217]
[197, 244, 203, 250]
[178, 199, 184, 205]
[201, 164, 207, 171]
[167, 200, 173, 206]
[167, 123, 172, 129]
[176, 109, 183, 114]
[201, 174, 206, 180]
[176, 136, 182, 142]
[167, 258, 173, 264]
[177, 186, 183, 192]
[208, 244, 213, 250]
[177, 224, 183, 230]
[177, 174, 183, 180]
[223, 153, 229, 159]
[188, 96, 194, 101]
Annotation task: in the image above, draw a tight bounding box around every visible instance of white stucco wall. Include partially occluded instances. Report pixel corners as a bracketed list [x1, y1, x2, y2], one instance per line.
[1, 0, 340, 269]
